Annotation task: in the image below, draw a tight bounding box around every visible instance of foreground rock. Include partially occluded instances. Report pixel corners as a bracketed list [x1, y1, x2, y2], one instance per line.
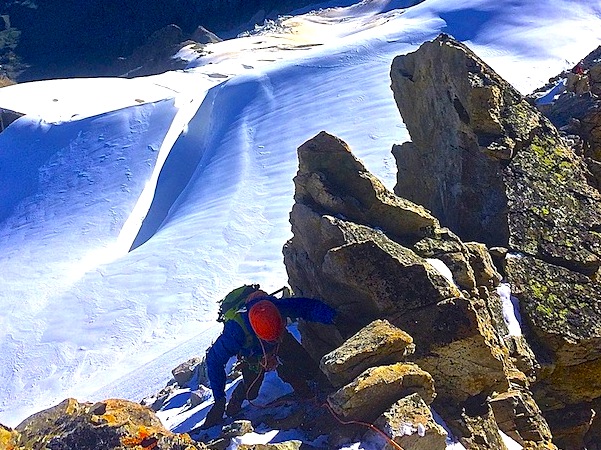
[7, 398, 206, 449]
[366, 393, 448, 450]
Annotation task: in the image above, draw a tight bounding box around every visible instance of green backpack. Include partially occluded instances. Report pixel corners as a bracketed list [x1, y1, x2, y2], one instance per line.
[217, 284, 292, 323]
[217, 284, 261, 323]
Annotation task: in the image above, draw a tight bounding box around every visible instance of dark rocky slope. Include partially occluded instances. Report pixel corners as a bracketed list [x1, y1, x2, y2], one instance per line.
[0, 0, 319, 81]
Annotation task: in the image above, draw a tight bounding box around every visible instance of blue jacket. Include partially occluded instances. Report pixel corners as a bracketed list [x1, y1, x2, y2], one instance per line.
[206, 295, 336, 400]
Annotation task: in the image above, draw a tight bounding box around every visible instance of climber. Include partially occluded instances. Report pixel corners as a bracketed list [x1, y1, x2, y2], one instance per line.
[201, 287, 336, 428]
[573, 61, 585, 75]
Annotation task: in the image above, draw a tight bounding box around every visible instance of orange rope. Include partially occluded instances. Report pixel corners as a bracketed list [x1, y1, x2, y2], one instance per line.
[322, 401, 405, 450]
[245, 339, 292, 409]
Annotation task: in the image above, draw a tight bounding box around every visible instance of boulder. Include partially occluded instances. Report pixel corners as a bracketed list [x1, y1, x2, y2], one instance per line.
[13, 398, 206, 450]
[172, 355, 211, 389]
[320, 319, 415, 387]
[390, 34, 601, 277]
[294, 130, 440, 240]
[327, 362, 435, 422]
[365, 393, 447, 450]
[284, 202, 461, 343]
[172, 355, 204, 387]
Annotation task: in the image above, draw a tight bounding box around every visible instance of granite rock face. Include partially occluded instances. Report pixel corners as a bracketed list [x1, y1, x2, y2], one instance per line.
[389, 33, 601, 447]
[390, 35, 601, 277]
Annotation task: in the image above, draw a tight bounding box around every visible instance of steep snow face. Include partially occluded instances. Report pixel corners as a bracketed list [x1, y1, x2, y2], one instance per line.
[0, 0, 601, 427]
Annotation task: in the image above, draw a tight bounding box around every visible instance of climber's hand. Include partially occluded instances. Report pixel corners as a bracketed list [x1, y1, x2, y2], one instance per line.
[201, 397, 226, 429]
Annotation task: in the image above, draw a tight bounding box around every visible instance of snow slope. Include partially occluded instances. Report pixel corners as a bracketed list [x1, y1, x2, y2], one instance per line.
[1, 0, 600, 430]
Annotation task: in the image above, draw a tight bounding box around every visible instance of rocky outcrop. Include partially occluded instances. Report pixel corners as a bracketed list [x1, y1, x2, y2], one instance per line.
[531, 45, 601, 187]
[391, 35, 601, 278]
[321, 320, 446, 447]
[7, 398, 207, 449]
[283, 130, 540, 447]
[389, 33, 601, 447]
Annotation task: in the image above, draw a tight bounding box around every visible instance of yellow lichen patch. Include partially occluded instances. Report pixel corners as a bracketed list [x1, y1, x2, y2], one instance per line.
[99, 399, 163, 429]
[64, 398, 80, 416]
[0, 426, 19, 450]
[121, 425, 159, 449]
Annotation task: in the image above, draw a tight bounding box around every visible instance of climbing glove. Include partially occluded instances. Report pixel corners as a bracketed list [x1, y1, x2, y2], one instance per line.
[201, 397, 226, 429]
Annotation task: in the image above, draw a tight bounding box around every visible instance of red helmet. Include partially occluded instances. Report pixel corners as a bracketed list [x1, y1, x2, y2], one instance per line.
[248, 300, 284, 342]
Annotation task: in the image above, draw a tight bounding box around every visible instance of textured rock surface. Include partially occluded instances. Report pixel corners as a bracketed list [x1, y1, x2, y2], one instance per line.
[456, 402, 509, 450]
[532, 46, 601, 174]
[12, 398, 206, 450]
[394, 295, 512, 402]
[327, 362, 435, 422]
[489, 388, 555, 448]
[365, 393, 447, 450]
[389, 34, 601, 446]
[320, 319, 415, 387]
[294, 131, 440, 240]
[284, 201, 460, 352]
[505, 255, 601, 408]
[540, 405, 594, 450]
[172, 356, 204, 386]
[390, 34, 601, 277]
[284, 129, 529, 446]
